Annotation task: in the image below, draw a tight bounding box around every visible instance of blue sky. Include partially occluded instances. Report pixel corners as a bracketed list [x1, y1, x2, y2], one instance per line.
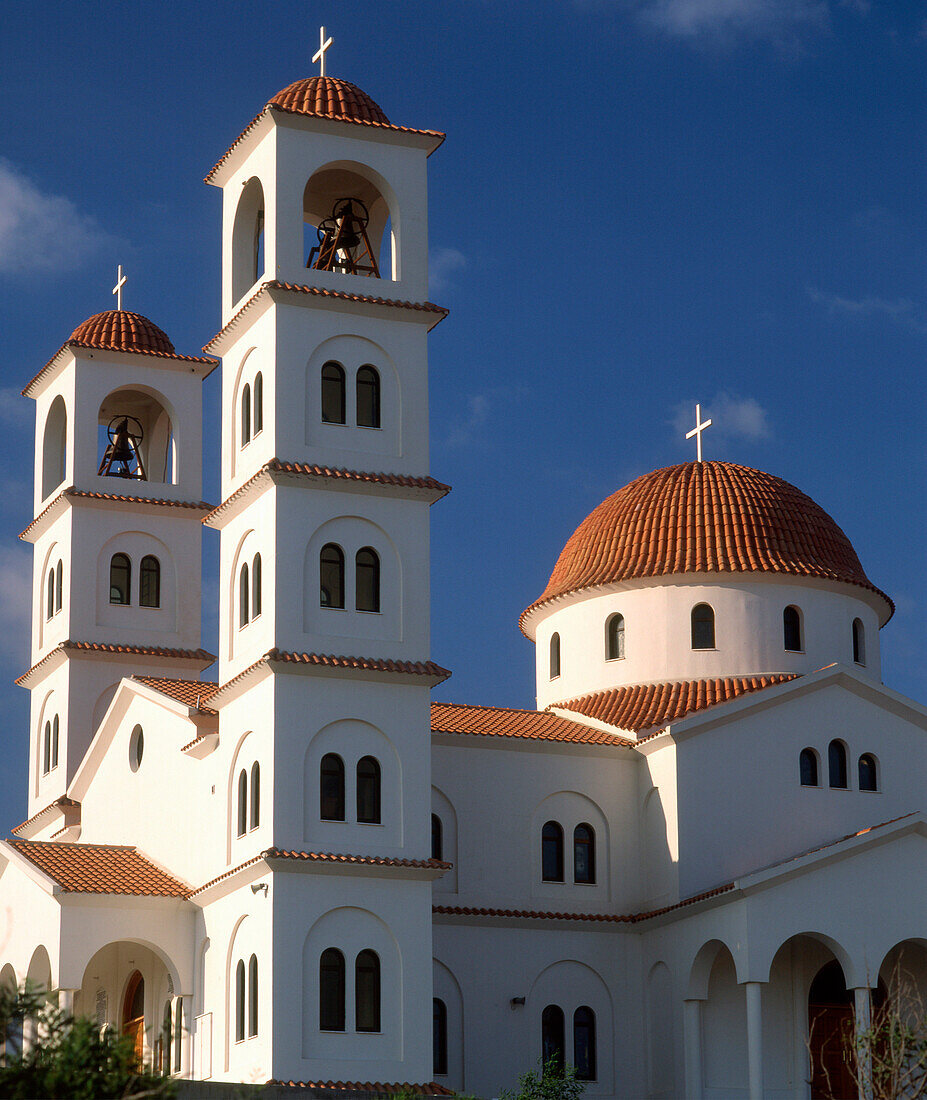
[0, 0, 925, 828]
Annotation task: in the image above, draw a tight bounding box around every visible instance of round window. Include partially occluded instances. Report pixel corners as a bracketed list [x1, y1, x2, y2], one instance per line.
[129, 725, 144, 772]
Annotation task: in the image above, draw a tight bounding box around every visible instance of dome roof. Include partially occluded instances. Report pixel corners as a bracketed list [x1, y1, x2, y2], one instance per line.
[525, 461, 891, 623]
[268, 76, 390, 126]
[69, 311, 175, 356]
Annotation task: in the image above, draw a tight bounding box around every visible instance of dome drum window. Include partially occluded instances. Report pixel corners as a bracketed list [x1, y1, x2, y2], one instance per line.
[549, 633, 561, 680]
[691, 604, 715, 650]
[853, 618, 866, 666]
[605, 613, 625, 661]
[783, 605, 803, 652]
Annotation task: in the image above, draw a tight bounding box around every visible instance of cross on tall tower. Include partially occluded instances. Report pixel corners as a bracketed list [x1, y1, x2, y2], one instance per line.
[313, 26, 334, 77]
[685, 403, 713, 463]
[112, 265, 127, 311]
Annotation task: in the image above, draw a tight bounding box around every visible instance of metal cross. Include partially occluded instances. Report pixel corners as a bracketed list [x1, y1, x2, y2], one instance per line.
[112, 265, 127, 311]
[685, 403, 713, 463]
[313, 26, 333, 76]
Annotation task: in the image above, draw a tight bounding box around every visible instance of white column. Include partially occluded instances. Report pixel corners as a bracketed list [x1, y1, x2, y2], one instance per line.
[854, 987, 872, 1100]
[745, 981, 764, 1100]
[683, 999, 704, 1100]
[57, 988, 75, 1014]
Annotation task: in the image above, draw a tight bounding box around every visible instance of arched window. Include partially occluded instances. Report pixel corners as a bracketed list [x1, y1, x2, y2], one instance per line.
[239, 562, 250, 628]
[140, 555, 160, 608]
[162, 1000, 172, 1073]
[549, 633, 561, 679]
[109, 553, 131, 605]
[573, 1006, 597, 1081]
[356, 366, 381, 428]
[356, 548, 380, 613]
[55, 560, 62, 612]
[357, 756, 381, 824]
[251, 554, 262, 619]
[573, 823, 595, 884]
[321, 362, 346, 424]
[319, 948, 345, 1031]
[173, 999, 183, 1073]
[431, 813, 443, 860]
[691, 603, 715, 649]
[235, 959, 245, 1043]
[42, 721, 51, 775]
[250, 762, 260, 829]
[800, 748, 819, 787]
[355, 950, 380, 1033]
[783, 605, 802, 651]
[606, 613, 625, 660]
[51, 715, 59, 770]
[541, 1004, 565, 1070]
[241, 382, 251, 446]
[828, 740, 848, 790]
[320, 753, 345, 821]
[853, 618, 866, 665]
[42, 396, 67, 500]
[542, 821, 564, 882]
[237, 770, 247, 836]
[433, 998, 448, 1076]
[320, 544, 344, 609]
[253, 373, 263, 435]
[248, 955, 258, 1037]
[858, 753, 878, 792]
[46, 569, 54, 620]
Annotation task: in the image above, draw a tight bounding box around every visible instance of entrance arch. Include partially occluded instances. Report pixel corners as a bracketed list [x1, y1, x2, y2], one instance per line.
[809, 960, 855, 1099]
[122, 970, 145, 1065]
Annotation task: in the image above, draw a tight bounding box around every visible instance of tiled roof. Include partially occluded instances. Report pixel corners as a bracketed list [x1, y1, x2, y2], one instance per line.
[523, 461, 893, 629]
[21, 488, 212, 540]
[269, 76, 391, 125]
[268, 1082, 453, 1095]
[8, 839, 190, 898]
[16, 641, 216, 687]
[431, 702, 634, 747]
[70, 310, 175, 354]
[132, 676, 221, 715]
[556, 675, 798, 734]
[264, 848, 451, 870]
[265, 650, 451, 680]
[191, 854, 266, 896]
[11, 797, 79, 837]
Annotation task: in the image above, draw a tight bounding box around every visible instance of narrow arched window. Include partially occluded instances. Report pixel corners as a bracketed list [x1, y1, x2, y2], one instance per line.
[251, 554, 262, 619]
[140, 555, 160, 608]
[321, 362, 346, 424]
[858, 753, 878, 792]
[828, 740, 848, 790]
[46, 569, 54, 620]
[800, 748, 818, 787]
[42, 721, 51, 775]
[237, 770, 247, 836]
[573, 823, 595, 884]
[173, 998, 183, 1072]
[55, 560, 63, 612]
[433, 998, 448, 1076]
[320, 753, 345, 821]
[573, 1006, 597, 1081]
[162, 1000, 172, 1074]
[357, 366, 381, 428]
[853, 618, 866, 665]
[319, 949, 345, 1031]
[239, 562, 250, 628]
[355, 950, 381, 1032]
[241, 383, 251, 445]
[691, 603, 715, 649]
[541, 1004, 565, 1071]
[109, 553, 131, 605]
[542, 821, 564, 882]
[253, 373, 263, 435]
[235, 959, 245, 1043]
[605, 613, 625, 660]
[51, 715, 59, 770]
[356, 548, 380, 613]
[320, 544, 344, 609]
[357, 756, 381, 824]
[248, 955, 258, 1037]
[431, 813, 443, 860]
[783, 605, 802, 651]
[250, 762, 260, 829]
[549, 633, 560, 679]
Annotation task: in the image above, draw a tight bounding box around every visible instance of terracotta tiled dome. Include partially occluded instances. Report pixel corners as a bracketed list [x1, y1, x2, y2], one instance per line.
[69, 311, 175, 355]
[268, 76, 389, 125]
[526, 461, 891, 618]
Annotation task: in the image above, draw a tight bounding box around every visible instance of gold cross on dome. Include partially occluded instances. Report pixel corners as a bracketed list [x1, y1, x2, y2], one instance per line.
[313, 26, 333, 77]
[686, 403, 713, 463]
[112, 264, 127, 311]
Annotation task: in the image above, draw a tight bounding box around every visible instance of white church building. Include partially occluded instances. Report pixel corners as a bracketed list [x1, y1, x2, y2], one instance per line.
[2, 54, 927, 1100]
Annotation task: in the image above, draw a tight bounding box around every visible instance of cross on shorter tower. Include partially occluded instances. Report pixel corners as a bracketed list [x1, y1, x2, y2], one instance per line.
[112, 265, 127, 311]
[686, 403, 713, 463]
[313, 26, 333, 77]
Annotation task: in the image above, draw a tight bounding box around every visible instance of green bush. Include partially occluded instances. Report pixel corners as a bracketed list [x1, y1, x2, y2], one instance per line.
[499, 1056, 585, 1100]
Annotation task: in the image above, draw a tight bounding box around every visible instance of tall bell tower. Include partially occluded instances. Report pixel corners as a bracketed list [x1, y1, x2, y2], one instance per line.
[202, 51, 450, 1082]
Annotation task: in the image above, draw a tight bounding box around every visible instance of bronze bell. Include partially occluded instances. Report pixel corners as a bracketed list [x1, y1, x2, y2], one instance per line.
[109, 418, 136, 466]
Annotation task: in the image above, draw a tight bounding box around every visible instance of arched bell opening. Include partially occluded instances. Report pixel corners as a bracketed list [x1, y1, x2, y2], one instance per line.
[303, 164, 396, 280]
[97, 387, 175, 485]
[41, 396, 67, 501]
[232, 177, 265, 305]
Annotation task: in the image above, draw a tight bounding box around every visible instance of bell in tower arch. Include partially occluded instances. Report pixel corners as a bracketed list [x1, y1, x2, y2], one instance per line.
[308, 197, 380, 278]
[98, 415, 147, 480]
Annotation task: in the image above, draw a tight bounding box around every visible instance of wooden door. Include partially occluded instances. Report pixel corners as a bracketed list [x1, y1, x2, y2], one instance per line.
[121, 971, 145, 1068]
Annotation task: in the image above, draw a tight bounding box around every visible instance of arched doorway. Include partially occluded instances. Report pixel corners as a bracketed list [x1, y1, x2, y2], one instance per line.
[809, 960, 854, 1099]
[122, 970, 145, 1066]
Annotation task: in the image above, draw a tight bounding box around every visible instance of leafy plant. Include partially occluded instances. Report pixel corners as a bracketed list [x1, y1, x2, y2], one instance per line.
[500, 1055, 585, 1100]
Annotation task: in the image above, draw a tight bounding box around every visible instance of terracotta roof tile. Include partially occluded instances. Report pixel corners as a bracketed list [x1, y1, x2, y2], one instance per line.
[21, 488, 212, 540]
[268, 1083, 453, 1095]
[16, 641, 216, 687]
[556, 675, 798, 734]
[132, 676, 221, 715]
[265, 649, 451, 680]
[431, 702, 634, 747]
[191, 855, 265, 896]
[264, 848, 451, 870]
[11, 797, 79, 837]
[523, 461, 893, 629]
[8, 839, 190, 897]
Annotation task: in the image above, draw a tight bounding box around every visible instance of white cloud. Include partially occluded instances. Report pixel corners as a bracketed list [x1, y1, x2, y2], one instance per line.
[429, 247, 466, 293]
[445, 393, 490, 449]
[807, 286, 927, 334]
[672, 392, 772, 446]
[0, 545, 33, 668]
[0, 160, 114, 275]
[629, 0, 829, 43]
